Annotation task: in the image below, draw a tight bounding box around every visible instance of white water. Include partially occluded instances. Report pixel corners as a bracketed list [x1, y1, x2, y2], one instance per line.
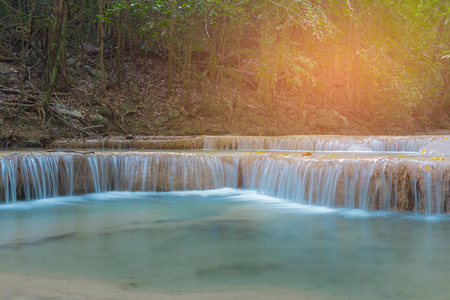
[202, 136, 437, 152]
[0, 151, 449, 213]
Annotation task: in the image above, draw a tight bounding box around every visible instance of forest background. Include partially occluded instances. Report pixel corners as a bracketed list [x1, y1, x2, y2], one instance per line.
[0, 0, 449, 146]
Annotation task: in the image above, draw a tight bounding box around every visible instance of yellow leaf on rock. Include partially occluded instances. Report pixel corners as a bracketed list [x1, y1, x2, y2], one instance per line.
[406, 155, 411, 158]
[302, 152, 312, 157]
[244, 152, 249, 155]
[432, 157, 444, 161]
[421, 149, 426, 154]
[331, 154, 336, 157]
[398, 155, 405, 158]
[426, 165, 432, 173]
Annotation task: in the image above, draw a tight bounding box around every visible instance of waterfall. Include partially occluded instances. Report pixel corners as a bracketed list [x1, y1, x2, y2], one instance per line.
[202, 136, 437, 152]
[0, 155, 17, 204]
[0, 151, 448, 213]
[241, 153, 449, 213]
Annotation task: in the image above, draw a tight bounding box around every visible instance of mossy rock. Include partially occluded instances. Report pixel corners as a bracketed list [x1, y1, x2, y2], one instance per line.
[137, 118, 147, 126]
[92, 114, 109, 128]
[98, 107, 112, 119]
[156, 115, 169, 123]
[89, 68, 104, 81]
[153, 120, 163, 127]
[168, 110, 180, 120]
[121, 99, 137, 112]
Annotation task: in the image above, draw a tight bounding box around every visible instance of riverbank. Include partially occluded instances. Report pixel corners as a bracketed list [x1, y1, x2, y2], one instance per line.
[0, 272, 329, 300]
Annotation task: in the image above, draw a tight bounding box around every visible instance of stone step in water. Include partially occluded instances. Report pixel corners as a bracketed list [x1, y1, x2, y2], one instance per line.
[1, 151, 449, 213]
[51, 135, 448, 152]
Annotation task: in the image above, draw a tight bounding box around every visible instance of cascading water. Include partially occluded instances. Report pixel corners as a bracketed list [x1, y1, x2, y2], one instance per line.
[202, 135, 437, 152]
[51, 135, 440, 152]
[0, 149, 449, 214]
[2, 136, 450, 300]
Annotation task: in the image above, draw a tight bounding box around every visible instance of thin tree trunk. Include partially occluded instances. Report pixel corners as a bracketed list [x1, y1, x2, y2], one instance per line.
[45, 0, 68, 110]
[166, 6, 175, 98]
[98, 0, 107, 95]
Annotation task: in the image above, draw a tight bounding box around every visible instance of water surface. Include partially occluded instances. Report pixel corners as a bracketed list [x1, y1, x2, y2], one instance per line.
[0, 189, 448, 299]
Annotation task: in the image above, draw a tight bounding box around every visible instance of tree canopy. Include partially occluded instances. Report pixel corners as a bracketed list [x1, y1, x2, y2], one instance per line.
[0, 0, 449, 131]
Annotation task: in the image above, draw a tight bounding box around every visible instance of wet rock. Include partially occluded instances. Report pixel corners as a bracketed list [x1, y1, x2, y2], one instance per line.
[18, 140, 43, 148]
[168, 110, 180, 120]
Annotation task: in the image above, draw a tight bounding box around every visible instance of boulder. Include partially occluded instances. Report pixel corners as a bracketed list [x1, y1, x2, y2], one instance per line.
[168, 110, 180, 120]
[156, 115, 169, 123]
[316, 109, 348, 129]
[121, 99, 137, 112]
[92, 114, 109, 133]
[98, 107, 112, 119]
[89, 68, 104, 81]
[330, 110, 349, 128]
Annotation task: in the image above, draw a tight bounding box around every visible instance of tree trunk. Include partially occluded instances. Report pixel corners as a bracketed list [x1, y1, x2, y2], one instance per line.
[98, 0, 107, 95]
[184, 38, 192, 107]
[44, 0, 69, 109]
[257, 27, 274, 113]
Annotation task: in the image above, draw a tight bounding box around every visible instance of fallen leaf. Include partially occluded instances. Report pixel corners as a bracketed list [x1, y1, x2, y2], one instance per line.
[302, 152, 312, 157]
[421, 149, 426, 154]
[398, 155, 405, 158]
[331, 154, 336, 157]
[432, 157, 444, 161]
[426, 165, 432, 172]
